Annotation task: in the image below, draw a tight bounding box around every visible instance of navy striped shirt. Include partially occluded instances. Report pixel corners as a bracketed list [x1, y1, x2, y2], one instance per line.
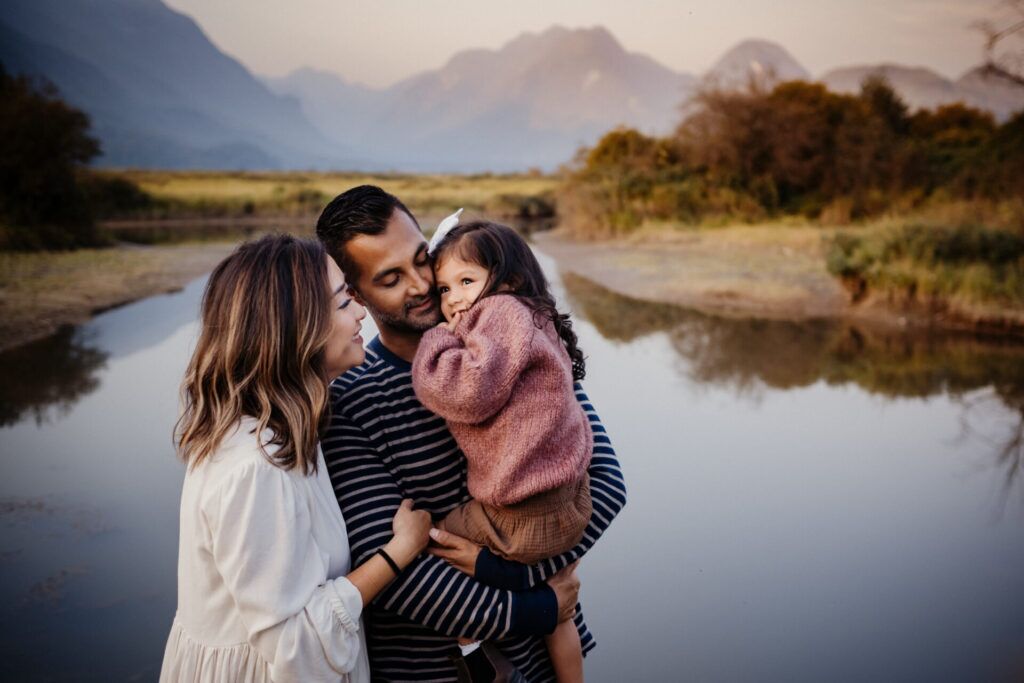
[322, 336, 626, 682]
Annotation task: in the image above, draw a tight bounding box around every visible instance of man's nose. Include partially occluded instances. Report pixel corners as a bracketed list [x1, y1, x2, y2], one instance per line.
[409, 268, 432, 296]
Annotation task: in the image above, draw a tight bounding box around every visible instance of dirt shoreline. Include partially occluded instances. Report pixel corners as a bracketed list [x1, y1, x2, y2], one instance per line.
[534, 229, 1024, 338]
[0, 242, 236, 353]
[5, 226, 1023, 355]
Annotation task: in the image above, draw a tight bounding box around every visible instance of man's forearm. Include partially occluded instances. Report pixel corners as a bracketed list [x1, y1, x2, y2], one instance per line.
[472, 387, 627, 590]
[323, 415, 560, 639]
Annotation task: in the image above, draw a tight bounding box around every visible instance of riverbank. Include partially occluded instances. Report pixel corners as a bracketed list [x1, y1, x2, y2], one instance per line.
[7, 220, 1024, 354]
[0, 242, 236, 351]
[534, 227, 1024, 337]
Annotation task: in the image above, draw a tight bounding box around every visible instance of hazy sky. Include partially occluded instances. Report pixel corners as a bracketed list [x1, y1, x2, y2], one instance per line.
[164, 0, 998, 88]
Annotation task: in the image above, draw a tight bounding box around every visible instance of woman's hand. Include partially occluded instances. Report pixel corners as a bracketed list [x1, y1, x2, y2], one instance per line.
[384, 499, 432, 568]
[426, 526, 482, 576]
[547, 560, 581, 623]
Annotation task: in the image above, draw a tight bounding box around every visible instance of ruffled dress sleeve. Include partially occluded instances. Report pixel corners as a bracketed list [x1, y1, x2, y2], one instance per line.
[207, 460, 364, 683]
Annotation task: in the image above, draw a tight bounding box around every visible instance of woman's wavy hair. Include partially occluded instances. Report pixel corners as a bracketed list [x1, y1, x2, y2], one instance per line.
[432, 220, 586, 381]
[175, 235, 333, 474]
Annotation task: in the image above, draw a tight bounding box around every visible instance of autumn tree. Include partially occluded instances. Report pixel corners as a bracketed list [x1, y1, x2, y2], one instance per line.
[0, 63, 102, 249]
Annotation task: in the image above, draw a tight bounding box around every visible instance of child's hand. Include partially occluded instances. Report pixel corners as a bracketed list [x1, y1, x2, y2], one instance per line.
[441, 310, 463, 332]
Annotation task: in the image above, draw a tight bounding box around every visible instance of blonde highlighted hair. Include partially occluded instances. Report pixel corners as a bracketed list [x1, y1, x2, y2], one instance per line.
[175, 235, 333, 473]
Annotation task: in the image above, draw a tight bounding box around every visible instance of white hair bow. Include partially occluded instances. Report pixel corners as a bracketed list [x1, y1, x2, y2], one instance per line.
[428, 208, 463, 256]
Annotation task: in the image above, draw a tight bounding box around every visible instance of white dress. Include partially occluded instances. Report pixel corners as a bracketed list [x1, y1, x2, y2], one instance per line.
[159, 417, 370, 683]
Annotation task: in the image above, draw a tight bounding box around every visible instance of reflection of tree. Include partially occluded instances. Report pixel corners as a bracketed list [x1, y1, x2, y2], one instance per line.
[0, 326, 108, 427]
[957, 385, 1024, 516]
[564, 271, 1024, 398]
[563, 271, 1024, 507]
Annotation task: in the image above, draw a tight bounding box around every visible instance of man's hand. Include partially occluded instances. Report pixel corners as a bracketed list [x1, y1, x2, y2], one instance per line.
[427, 526, 482, 576]
[546, 560, 581, 623]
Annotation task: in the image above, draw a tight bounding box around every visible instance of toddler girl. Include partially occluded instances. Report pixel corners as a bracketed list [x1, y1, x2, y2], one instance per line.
[412, 219, 592, 682]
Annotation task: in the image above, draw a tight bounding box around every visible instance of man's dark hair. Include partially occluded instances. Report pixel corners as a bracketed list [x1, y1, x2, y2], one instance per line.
[316, 185, 418, 284]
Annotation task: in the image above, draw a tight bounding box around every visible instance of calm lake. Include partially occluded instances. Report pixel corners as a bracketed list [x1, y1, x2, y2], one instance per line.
[1, 245, 1022, 682]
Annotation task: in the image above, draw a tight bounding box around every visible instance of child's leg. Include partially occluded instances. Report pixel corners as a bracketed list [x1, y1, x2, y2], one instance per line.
[545, 619, 584, 683]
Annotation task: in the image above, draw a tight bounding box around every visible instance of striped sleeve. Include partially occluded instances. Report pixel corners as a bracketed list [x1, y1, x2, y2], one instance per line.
[322, 398, 558, 640]
[475, 384, 627, 589]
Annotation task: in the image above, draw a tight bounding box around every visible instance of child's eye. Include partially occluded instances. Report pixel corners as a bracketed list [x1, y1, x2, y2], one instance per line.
[438, 286, 449, 294]
[461, 278, 473, 286]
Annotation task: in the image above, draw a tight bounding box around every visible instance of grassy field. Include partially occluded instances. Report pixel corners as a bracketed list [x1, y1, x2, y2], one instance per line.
[538, 213, 1024, 336]
[107, 170, 559, 221]
[5, 172, 1024, 352]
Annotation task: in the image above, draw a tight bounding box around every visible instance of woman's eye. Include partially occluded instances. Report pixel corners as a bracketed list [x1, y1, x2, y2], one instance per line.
[339, 298, 351, 310]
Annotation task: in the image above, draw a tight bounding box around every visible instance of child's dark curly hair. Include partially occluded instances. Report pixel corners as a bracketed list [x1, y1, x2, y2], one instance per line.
[432, 220, 586, 381]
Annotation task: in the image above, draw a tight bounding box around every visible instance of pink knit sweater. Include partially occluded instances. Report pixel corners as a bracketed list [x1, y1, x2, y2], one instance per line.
[412, 294, 592, 507]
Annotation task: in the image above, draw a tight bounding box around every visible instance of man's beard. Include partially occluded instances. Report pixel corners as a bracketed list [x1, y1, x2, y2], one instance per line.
[366, 294, 442, 334]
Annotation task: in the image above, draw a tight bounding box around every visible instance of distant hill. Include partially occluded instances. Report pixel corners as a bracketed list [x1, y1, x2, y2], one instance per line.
[0, 0, 348, 169]
[955, 66, 1024, 121]
[703, 38, 810, 89]
[269, 26, 696, 171]
[263, 67, 380, 156]
[821, 63, 1024, 121]
[2, 6, 1021, 172]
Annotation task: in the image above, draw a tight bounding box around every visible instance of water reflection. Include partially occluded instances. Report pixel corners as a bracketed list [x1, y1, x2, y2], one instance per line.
[0, 254, 1021, 681]
[563, 272, 1024, 397]
[0, 327, 108, 428]
[562, 271, 1024, 509]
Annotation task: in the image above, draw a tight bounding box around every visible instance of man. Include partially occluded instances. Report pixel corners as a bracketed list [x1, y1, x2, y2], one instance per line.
[317, 185, 626, 682]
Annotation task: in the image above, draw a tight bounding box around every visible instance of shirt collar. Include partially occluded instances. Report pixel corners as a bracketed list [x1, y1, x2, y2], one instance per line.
[368, 335, 412, 370]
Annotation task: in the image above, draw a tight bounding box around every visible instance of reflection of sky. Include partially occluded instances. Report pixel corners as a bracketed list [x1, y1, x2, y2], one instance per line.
[0, 253, 1022, 681]
[576, 336, 1024, 681]
[0, 281, 208, 681]
[536, 249, 1024, 682]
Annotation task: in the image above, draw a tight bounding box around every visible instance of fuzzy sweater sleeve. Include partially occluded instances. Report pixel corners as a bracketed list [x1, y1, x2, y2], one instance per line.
[412, 295, 537, 425]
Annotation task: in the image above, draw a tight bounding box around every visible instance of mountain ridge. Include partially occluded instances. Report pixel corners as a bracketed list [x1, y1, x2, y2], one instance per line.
[3, 6, 1021, 172]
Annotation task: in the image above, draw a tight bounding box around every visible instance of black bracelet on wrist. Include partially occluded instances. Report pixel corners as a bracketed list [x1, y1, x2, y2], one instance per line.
[376, 547, 402, 576]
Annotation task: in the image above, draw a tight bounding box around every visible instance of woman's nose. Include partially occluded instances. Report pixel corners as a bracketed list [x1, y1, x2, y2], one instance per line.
[354, 300, 366, 320]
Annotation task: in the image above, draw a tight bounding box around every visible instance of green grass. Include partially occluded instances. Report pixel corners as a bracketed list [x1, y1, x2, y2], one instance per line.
[105, 170, 559, 220]
[826, 223, 1024, 310]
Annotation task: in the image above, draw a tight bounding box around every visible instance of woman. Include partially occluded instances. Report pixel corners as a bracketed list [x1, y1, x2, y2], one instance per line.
[160, 235, 432, 682]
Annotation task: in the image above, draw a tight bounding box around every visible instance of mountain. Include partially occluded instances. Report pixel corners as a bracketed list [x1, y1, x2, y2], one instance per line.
[263, 67, 380, 153]
[4, 6, 1021, 172]
[703, 39, 810, 89]
[955, 66, 1024, 122]
[269, 26, 696, 171]
[820, 63, 1024, 122]
[822, 64, 963, 111]
[0, 0, 348, 169]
